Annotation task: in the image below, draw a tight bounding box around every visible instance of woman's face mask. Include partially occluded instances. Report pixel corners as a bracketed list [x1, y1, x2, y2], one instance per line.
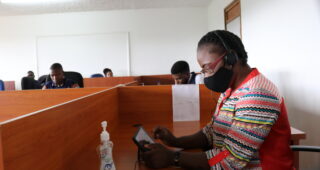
[204, 67, 233, 92]
[198, 45, 233, 93]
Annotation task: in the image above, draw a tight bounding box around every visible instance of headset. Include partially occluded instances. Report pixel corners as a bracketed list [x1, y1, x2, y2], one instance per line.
[213, 31, 238, 66]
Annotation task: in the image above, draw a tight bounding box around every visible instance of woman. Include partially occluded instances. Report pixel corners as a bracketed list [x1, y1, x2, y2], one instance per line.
[141, 30, 294, 169]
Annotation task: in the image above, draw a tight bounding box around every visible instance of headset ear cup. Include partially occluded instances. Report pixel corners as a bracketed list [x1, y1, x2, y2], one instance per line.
[224, 55, 228, 64]
[225, 51, 238, 65]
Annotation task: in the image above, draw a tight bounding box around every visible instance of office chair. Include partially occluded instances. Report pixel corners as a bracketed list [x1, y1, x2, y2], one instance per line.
[291, 145, 320, 168]
[91, 73, 104, 78]
[64, 71, 84, 88]
[21, 77, 41, 90]
[38, 75, 48, 87]
[0, 80, 4, 91]
[291, 145, 320, 152]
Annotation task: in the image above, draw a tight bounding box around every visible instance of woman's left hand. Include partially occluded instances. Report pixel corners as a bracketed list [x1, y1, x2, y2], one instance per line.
[142, 143, 175, 169]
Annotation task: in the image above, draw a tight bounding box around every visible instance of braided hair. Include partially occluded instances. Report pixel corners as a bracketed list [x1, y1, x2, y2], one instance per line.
[197, 30, 248, 65]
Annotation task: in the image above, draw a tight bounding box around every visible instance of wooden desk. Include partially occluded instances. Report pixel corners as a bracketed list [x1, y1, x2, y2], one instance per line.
[291, 127, 306, 170]
[113, 122, 306, 170]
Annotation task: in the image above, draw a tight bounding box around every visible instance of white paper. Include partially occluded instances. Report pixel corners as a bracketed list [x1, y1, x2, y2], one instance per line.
[172, 84, 200, 121]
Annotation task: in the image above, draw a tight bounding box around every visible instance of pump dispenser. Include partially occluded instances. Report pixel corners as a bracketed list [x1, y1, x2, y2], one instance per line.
[101, 121, 109, 142]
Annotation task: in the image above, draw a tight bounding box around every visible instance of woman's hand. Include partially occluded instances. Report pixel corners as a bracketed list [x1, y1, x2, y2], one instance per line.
[142, 143, 174, 169]
[153, 126, 178, 147]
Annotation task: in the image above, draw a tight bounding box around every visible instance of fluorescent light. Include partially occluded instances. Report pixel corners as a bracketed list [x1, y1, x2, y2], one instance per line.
[0, 0, 73, 4]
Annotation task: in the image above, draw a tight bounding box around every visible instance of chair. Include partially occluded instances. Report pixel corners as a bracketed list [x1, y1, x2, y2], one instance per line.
[0, 80, 4, 91]
[291, 145, 320, 152]
[21, 77, 41, 90]
[291, 145, 320, 169]
[38, 75, 49, 87]
[91, 73, 104, 78]
[64, 71, 84, 88]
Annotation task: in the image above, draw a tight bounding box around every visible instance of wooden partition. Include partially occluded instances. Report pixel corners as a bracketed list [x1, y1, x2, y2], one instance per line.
[0, 88, 119, 170]
[114, 84, 220, 170]
[84, 76, 141, 87]
[123, 81, 140, 86]
[0, 88, 108, 122]
[0, 85, 305, 170]
[84, 74, 174, 88]
[200, 85, 220, 123]
[140, 74, 174, 85]
[118, 85, 220, 125]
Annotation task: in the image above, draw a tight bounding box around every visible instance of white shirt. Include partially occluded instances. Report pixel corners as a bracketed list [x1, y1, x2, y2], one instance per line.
[195, 73, 204, 84]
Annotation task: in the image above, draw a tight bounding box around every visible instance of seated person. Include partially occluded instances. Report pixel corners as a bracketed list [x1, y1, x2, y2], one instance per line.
[23, 71, 41, 89]
[27, 71, 35, 79]
[171, 60, 203, 84]
[42, 63, 79, 89]
[141, 30, 294, 169]
[103, 68, 113, 77]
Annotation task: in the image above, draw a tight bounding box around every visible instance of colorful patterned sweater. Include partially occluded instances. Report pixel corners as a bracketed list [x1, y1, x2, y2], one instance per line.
[202, 68, 294, 169]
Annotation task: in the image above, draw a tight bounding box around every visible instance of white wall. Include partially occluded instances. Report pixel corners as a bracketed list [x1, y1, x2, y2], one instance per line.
[207, 0, 232, 31]
[0, 7, 208, 89]
[241, 1, 320, 168]
[208, 0, 320, 169]
[37, 33, 130, 77]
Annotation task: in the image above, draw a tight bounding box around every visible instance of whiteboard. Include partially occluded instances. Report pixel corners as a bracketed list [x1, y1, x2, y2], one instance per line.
[36, 32, 129, 78]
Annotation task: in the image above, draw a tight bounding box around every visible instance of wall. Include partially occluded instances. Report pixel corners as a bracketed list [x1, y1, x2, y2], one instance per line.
[0, 7, 208, 89]
[207, 0, 232, 31]
[208, 0, 320, 169]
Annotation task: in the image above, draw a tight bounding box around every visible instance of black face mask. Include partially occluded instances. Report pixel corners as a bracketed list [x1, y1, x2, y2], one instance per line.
[204, 67, 233, 93]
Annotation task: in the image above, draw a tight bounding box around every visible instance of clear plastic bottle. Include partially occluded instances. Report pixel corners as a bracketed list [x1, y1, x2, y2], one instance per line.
[99, 121, 116, 170]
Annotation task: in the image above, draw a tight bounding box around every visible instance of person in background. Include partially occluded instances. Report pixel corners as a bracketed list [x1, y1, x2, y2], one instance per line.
[103, 68, 113, 77]
[171, 60, 203, 84]
[42, 63, 79, 89]
[25, 70, 41, 89]
[27, 71, 35, 79]
[141, 30, 294, 169]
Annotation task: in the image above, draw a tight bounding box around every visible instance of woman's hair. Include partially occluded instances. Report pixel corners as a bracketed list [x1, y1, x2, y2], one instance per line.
[198, 30, 248, 65]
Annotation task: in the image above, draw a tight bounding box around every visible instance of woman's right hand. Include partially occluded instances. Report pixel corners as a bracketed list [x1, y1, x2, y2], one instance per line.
[153, 126, 178, 147]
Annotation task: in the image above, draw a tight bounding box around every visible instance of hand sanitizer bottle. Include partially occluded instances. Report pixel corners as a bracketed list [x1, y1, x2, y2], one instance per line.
[99, 121, 116, 170]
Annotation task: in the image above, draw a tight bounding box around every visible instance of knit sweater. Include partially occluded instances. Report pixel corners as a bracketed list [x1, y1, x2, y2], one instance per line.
[202, 68, 294, 169]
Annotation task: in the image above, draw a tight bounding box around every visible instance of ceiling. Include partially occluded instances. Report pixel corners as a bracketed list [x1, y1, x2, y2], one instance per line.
[0, 0, 212, 16]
